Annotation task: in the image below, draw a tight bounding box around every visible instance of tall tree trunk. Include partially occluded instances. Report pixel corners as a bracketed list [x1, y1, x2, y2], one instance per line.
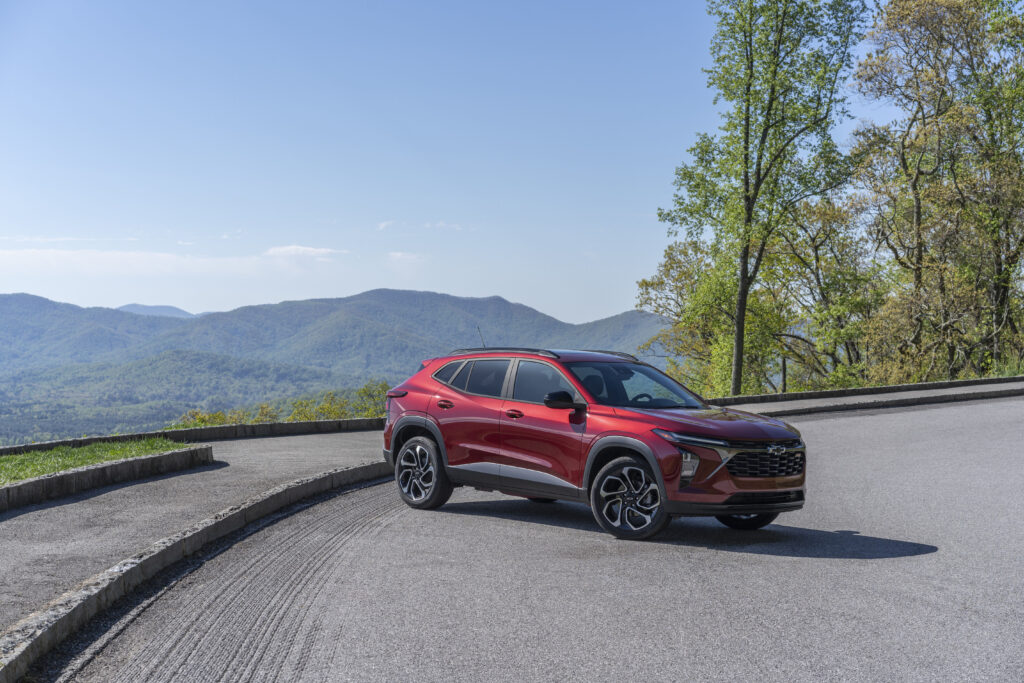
[731, 244, 751, 395]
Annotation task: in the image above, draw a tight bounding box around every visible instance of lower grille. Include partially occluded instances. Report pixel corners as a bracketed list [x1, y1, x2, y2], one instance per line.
[727, 490, 804, 505]
[726, 450, 805, 478]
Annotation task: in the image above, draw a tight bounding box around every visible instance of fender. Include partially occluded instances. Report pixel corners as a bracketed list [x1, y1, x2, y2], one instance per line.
[386, 414, 449, 467]
[582, 435, 667, 499]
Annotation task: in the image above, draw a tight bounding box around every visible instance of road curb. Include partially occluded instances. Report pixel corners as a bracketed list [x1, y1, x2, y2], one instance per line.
[744, 385, 1024, 417]
[0, 418, 385, 458]
[709, 373, 1024, 406]
[0, 446, 213, 514]
[0, 460, 391, 683]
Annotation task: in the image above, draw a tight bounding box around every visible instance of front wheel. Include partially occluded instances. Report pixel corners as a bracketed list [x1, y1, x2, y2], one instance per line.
[395, 436, 453, 510]
[715, 513, 779, 530]
[590, 456, 670, 540]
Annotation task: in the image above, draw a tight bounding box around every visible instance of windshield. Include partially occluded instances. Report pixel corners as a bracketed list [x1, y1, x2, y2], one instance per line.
[565, 362, 704, 409]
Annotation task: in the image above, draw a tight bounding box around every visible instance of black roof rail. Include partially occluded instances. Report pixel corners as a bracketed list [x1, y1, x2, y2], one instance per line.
[581, 349, 639, 361]
[449, 347, 559, 358]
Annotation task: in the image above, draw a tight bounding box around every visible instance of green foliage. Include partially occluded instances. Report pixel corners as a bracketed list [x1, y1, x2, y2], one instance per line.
[642, 0, 1024, 394]
[0, 437, 181, 485]
[168, 379, 391, 429]
[658, 0, 868, 394]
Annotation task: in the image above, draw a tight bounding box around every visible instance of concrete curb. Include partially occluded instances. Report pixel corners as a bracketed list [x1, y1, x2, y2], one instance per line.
[0, 460, 391, 683]
[709, 373, 1024, 406]
[0, 446, 213, 514]
[739, 385, 1024, 417]
[0, 417, 385, 458]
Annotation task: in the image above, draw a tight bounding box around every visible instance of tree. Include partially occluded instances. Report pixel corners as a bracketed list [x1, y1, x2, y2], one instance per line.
[657, 0, 866, 394]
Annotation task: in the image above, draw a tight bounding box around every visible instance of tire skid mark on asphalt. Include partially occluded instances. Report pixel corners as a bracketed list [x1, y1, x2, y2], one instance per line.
[186, 493, 398, 683]
[89, 486, 401, 683]
[128, 491, 396, 682]
[233, 498, 400, 682]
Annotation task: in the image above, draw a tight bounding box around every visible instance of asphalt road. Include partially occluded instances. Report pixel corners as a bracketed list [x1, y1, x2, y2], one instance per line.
[0, 431, 382, 630]
[36, 397, 1024, 682]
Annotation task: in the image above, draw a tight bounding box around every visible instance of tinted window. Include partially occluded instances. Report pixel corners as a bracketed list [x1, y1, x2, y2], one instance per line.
[465, 359, 510, 397]
[450, 362, 472, 391]
[433, 361, 462, 384]
[566, 362, 703, 409]
[512, 360, 575, 404]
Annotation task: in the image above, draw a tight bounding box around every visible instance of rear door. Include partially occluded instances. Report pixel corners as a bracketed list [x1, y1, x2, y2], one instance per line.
[498, 359, 586, 498]
[430, 358, 511, 487]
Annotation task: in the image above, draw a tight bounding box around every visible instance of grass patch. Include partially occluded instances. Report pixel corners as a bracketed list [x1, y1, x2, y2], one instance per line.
[0, 437, 182, 486]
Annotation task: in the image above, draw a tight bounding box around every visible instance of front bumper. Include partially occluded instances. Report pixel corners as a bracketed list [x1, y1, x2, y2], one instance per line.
[664, 489, 804, 516]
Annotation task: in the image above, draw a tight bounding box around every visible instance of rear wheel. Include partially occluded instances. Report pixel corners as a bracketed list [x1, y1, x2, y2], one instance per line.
[715, 513, 778, 530]
[589, 456, 670, 540]
[395, 436, 453, 510]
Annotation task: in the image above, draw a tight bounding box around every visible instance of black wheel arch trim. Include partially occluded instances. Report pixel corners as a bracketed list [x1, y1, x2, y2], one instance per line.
[582, 435, 666, 499]
[387, 415, 449, 468]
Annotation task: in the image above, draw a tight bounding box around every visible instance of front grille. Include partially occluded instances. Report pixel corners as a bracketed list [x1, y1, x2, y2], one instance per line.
[727, 490, 804, 505]
[726, 450, 805, 478]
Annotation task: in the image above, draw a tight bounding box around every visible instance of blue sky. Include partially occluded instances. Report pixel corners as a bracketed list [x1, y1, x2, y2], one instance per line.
[0, 1, 883, 322]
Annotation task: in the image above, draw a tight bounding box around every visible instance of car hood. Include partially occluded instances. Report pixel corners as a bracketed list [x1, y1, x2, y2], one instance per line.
[615, 405, 800, 442]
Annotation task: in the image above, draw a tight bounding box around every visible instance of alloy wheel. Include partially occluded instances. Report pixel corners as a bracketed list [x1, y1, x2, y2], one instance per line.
[397, 443, 435, 501]
[597, 465, 661, 531]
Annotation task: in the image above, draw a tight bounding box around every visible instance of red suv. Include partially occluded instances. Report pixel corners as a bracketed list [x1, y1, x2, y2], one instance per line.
[382, 348, 805, 540]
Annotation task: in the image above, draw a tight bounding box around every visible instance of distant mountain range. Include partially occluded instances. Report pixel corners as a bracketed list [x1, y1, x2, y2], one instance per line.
[0, 289, 666, 444]
[117, 303, 196, 318]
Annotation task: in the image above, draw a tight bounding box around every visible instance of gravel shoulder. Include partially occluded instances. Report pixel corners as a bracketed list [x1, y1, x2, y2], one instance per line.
[0, 431, 382, 631]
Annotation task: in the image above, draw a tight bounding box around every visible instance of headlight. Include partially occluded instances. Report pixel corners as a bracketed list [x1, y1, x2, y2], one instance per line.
[652, 429, 729, 449]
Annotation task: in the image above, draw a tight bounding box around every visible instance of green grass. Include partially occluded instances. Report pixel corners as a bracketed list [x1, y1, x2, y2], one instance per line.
[0, 437, 181, 486]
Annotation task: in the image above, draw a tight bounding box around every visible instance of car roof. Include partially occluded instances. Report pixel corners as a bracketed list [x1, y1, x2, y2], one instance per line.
[443, 348, 638, 363]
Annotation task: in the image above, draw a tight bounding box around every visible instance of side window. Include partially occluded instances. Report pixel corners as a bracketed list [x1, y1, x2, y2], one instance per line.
[512, 361, 575, 404]
[570, 364, 609, 400]
[465, 359, 510, 397]
[433, 361, 462, 384]
[450, 361, 472, 391]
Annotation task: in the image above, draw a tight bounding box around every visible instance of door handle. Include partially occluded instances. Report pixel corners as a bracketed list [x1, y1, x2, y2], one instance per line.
[437, 399, 454, 410]
[505, 409, 524, 419]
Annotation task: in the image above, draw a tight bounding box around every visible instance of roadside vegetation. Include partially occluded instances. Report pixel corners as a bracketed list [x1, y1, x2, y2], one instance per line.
[166, 379, 390, 429]
[642, 0, 1024, 396]
[0, 437, 181, 486]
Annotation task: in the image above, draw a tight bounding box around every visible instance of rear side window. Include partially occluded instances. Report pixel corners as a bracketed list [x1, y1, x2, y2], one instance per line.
[432, 361, 462, 384]
[450, 362, 472, 391]
[465, 359, 510, 397]
[512, 360, 575, 403]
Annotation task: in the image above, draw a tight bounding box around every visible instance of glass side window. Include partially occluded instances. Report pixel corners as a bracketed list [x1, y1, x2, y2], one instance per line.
[512, 360, 575, 404]
[450, 361, 472, 391]
[464, 359, 510, 397]
[566, 362, 703, 409]
[433, 361, 462, 384]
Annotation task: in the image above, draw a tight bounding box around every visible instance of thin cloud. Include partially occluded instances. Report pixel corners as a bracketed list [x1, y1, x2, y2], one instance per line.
[376, 220, 396, 231]
[264, 245, 349, 257]
[423, 221, 461, 230]
[388, 251, 424, 262]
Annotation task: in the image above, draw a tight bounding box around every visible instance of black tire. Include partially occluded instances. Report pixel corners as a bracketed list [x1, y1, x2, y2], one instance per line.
[715, 513, 779, 530]
[589, 456, 670, 540]
[527, 497, 556, 504]
[394, 436, 453, 510]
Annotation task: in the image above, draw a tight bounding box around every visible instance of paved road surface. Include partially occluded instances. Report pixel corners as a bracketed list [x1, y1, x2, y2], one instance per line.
[0, 431, 382, 630]
[36, 397, 1024, 681]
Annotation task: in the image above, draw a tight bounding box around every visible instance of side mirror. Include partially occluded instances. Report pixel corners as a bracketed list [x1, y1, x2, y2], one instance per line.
[544, 390, 584, 410]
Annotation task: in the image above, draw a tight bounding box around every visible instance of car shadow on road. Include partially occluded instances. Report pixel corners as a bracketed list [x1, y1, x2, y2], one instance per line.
[441, 499, 938, 560]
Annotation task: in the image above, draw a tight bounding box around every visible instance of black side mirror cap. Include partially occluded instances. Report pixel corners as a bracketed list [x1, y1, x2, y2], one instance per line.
[544, 390, 585, 410]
